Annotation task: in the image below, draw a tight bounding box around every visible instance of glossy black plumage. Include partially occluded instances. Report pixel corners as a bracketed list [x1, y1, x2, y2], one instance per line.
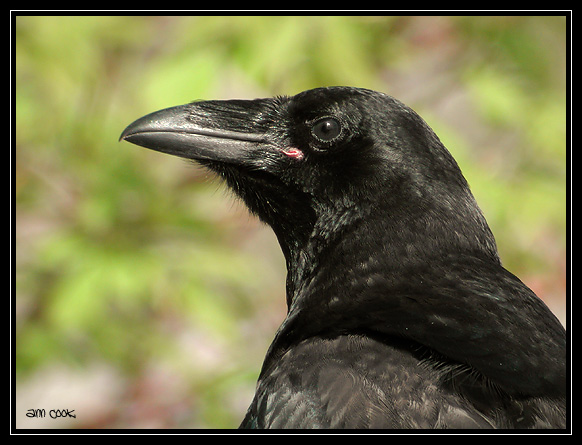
[120, 87, 567, 429]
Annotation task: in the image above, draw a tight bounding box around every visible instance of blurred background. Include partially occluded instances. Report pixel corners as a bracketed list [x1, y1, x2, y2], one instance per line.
[14, 15, 568, 429]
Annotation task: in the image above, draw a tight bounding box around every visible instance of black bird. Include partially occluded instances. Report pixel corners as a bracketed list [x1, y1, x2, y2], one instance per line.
[120, 87, 566, 429]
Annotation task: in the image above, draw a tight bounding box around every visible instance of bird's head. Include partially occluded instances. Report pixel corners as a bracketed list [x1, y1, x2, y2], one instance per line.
[121, 87, 498, 267]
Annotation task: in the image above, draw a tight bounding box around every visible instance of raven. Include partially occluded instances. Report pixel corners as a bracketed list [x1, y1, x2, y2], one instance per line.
[120, 87, 566, 429]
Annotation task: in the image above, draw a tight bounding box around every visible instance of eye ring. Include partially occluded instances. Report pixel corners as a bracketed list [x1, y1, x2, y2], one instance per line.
[311, 117, 341, 143]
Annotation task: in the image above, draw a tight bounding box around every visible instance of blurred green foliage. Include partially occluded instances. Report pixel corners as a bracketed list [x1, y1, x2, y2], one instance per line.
[15, 16, 567, 429]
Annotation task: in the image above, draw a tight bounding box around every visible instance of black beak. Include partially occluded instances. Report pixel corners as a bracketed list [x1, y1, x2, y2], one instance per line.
[119, 100, 271, 164]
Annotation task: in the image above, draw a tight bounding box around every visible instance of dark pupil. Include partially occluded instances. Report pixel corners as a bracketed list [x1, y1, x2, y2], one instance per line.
[320, 121, 334, 133]
[313, 118, 340, 141]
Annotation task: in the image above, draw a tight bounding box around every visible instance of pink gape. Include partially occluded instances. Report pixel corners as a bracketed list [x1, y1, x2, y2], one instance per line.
[280, 147, 304, 160]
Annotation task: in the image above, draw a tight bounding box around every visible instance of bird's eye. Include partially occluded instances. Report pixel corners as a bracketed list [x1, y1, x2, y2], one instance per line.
[311, 117, 341, 142]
